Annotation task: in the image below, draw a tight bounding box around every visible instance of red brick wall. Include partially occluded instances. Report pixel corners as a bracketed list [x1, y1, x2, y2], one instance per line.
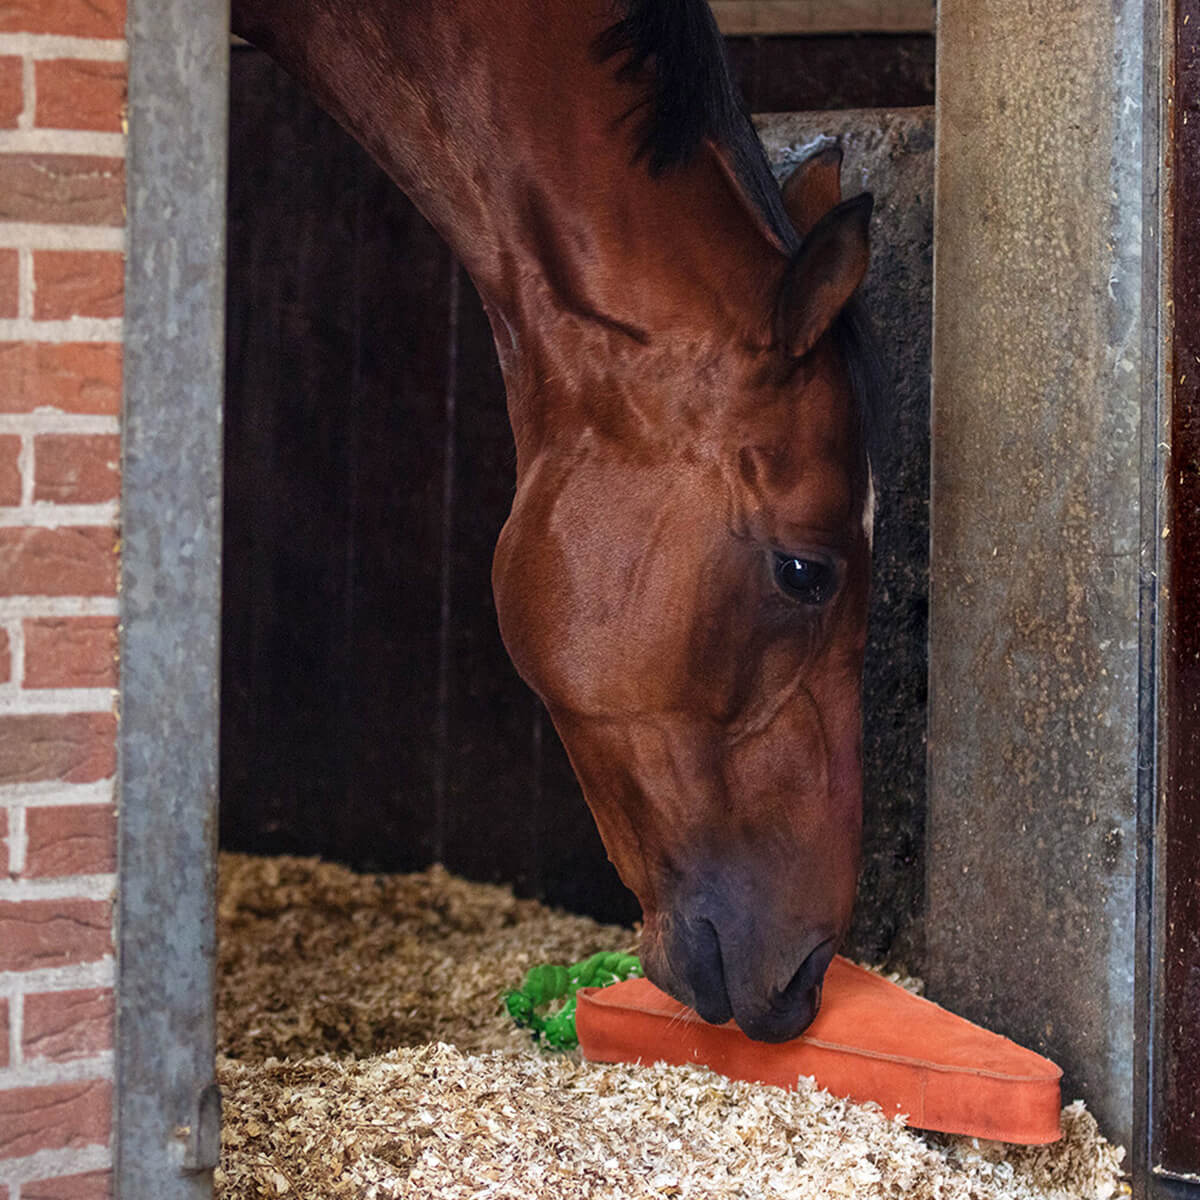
[0, 1, 124, 1196]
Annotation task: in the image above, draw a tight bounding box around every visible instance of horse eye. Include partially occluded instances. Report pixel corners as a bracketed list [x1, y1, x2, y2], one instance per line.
[773, 554, 836, 605]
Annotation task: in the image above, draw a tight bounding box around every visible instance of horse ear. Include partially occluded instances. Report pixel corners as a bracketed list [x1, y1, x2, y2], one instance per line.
[781, 144, 843, 237]
[775, 192, 872, 359]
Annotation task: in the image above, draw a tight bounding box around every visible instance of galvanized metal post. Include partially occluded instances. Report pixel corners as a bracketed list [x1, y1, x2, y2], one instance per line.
[928, 0, 1165, 1155]
[118, 0, 229, 1195]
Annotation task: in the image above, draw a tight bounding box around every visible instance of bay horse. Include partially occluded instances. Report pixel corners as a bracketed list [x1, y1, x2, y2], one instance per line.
[231, 0, 881, 1043]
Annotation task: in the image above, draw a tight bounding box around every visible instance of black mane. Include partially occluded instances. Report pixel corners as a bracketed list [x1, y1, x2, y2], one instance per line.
[834, 296, 889, 475]
[595, 0, 799, 254]
[595, 0, 888, 461]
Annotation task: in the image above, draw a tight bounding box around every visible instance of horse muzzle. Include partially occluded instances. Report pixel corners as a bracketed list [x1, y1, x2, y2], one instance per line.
[644, 904, 839, 1044]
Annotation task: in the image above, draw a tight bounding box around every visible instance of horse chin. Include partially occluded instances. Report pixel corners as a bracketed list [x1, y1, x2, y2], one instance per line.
[732, 982, 824, 1044]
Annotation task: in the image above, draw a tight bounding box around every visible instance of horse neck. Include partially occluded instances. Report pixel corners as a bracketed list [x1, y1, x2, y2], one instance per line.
[232, 0, 784, 458]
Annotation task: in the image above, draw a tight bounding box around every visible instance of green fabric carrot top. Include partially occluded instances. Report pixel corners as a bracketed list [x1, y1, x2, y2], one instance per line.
[504, 951, 642, 1050]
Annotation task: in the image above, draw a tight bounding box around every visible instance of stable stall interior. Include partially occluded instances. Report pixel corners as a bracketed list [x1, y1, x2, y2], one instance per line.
[202, 10, 1152, 1196]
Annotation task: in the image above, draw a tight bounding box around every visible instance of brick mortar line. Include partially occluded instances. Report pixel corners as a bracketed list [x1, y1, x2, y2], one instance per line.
[0, 1144, 113, 1190]
[0, 502, 119, 528]
[0, 874, 115, 902]
[16, 248, 31, 323]
[0, 318, 122, 343]
[0, 416, 120, 436]
[0, 686, 116, 713]
[0, 782, 114, 809]
[1, 617, 21, 687]
[5, 802, 25, 875]
[16, 432, 31, 507]
[6, 619, 19, 686]
[0, 958, 113, 993]
[0, 130, 125, 156]
[0, 35, 126, 61]
[0, 598, 118, 619]
[17, 57, 31, 134]
[0, 223, 124, 250]
[0, 1050, 113, 1088]
[7, 617, 20, 685]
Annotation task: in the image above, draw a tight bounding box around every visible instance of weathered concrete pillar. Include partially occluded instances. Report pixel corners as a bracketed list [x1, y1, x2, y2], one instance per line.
[929, 1, 1161, 1151]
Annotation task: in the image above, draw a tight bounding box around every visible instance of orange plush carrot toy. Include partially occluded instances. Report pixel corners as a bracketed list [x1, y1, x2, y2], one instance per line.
[575, 956, 1063, 1145]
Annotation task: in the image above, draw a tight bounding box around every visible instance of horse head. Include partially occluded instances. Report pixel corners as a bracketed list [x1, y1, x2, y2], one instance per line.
[493, 146, 877, 1042]
[231, 0, 879, 1045]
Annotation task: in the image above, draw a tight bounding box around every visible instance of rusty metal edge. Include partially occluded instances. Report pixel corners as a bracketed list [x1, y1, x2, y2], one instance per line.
[1136, 0, 1172, 1194]
[117, 0, 229, 1194]
[1144, 0, 1200, 1189]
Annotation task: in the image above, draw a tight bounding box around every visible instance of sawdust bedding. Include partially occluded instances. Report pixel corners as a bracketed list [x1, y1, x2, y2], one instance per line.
[217, 853, 1128, 1199]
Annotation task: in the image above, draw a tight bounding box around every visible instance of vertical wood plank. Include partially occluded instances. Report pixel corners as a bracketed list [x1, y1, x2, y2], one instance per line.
[1158, 0, 1200, 1177]
[341, 152, 450, 871]
[439, 266, 541, 891]
[745, 35, 933, 110]
[222, 48, 361, 856]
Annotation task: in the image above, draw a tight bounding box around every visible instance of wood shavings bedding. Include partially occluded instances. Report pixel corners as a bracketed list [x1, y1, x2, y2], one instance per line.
[218, 852, 637, 1059]
[217, 854, 1127, 1199]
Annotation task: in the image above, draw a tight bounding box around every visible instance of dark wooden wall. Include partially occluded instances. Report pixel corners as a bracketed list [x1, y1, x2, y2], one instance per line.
[220, 36, 934, 925]
[723, 33, 933, 110]
[221, 49, 624, 918]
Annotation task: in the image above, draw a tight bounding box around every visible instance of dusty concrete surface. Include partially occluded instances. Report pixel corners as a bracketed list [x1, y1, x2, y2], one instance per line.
[758, 109, 934, 969]
[928, 1, 1151, 1150]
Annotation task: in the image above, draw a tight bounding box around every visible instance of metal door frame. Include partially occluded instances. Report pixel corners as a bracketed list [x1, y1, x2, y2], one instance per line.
[117, 0, 228, 1194]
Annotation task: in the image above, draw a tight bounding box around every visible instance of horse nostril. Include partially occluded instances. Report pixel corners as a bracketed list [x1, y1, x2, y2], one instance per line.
[772, 936, 836, 1014]
[678, 917, 733, 1026]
